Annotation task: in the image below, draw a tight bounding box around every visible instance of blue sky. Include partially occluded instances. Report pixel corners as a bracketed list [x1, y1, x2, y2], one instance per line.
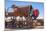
[5, 0, 44, 17]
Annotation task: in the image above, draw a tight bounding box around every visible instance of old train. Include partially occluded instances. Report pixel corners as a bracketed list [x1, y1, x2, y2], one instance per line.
[5, 4, 39, 28]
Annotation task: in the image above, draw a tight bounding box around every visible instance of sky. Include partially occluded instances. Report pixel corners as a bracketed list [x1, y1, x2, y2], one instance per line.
[5, 0, 44, 17]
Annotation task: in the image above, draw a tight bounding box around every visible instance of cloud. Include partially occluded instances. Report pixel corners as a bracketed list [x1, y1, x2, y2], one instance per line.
[8, 8, 14, 12]
[37, 16, 43, 19]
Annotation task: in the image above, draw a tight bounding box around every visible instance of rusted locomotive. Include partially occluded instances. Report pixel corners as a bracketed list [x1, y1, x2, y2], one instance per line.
[5, 4, 39, 29]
